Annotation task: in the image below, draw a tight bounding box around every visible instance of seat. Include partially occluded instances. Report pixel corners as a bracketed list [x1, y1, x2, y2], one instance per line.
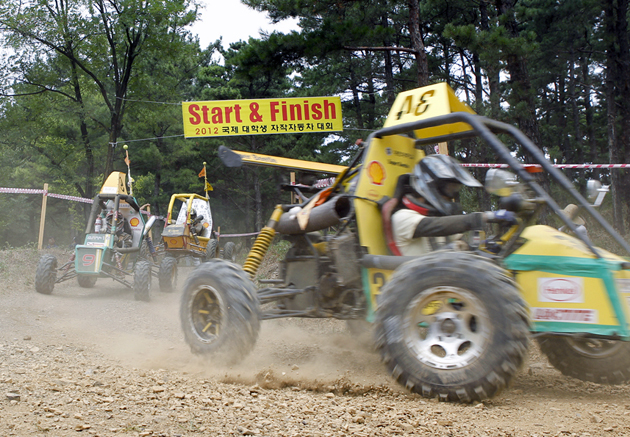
[380, 174, 412, 257]
[381, 197, 403, 256]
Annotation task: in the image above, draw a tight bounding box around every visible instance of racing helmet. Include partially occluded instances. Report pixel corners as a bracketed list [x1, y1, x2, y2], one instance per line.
[409, 154, 482, 215]
[190, 208, 197, 221]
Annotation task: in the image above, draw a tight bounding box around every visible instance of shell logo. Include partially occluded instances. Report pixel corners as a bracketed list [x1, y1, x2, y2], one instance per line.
[129, 217, 140, 227]
[367, 161, 386, 185]
[203, 222, 209, 228]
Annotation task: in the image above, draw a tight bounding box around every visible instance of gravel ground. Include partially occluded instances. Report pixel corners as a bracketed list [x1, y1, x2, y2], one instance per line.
[2, 247, 630, 436]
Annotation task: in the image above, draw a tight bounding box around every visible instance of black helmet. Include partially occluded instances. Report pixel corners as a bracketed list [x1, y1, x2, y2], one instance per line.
[410, 154, 482, 215]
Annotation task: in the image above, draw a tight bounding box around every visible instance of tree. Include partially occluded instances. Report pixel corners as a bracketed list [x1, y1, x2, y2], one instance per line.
[0, 0, 199, 199]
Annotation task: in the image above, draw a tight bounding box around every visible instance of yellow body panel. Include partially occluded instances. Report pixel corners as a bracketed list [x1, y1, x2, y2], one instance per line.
[508, 225, 630, 330]
[384, 82, 475, 139]
[353, 135, 424, 303]
[228, 149, 346, 174]
[99, 172, 127, 195]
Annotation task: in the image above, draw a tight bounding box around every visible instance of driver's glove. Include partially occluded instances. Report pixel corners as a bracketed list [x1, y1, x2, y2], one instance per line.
[484, 210, 518, 225]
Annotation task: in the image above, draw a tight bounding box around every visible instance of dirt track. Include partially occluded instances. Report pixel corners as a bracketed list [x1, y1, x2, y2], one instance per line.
[2, 248, 630, 436]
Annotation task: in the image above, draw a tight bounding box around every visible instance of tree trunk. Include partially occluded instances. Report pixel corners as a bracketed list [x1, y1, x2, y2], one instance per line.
[496, 0, 541, 149]
[616, 0, 630, 233]
[479, 0, 501, 118]
[408, 0, 429, 86]
[381, 11, 396, 104]
[581, 60, 596, 164]
[604, 0, 626, 233]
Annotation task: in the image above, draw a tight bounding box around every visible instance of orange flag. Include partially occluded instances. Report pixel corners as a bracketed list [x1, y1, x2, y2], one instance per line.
[198, 167, 206, 178]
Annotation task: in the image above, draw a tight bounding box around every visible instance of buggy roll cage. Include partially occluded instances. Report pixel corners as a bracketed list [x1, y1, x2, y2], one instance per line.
[84, 193, 141, 235]
[350, 111, 630, 261]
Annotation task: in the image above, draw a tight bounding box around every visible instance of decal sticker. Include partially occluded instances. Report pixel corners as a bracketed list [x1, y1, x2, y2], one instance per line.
[129, 217, 140, 227]
[616, 278, 630, 293]
[367, 161, 386, 185]
[366, 189, 379, 200]
[532, 308, 598, 323]
[81, 254, 96, 267]
[538, 277, 584, 303]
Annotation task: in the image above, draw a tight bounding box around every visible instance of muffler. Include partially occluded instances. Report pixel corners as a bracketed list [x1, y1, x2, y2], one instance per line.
[276, 195, 351, 234]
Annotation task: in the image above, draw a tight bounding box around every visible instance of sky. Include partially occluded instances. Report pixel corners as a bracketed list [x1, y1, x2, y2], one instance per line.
[190, 0, 300, 48]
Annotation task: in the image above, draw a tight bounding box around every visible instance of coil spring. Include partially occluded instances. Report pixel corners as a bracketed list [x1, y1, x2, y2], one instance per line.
[243, 226, 275, 279]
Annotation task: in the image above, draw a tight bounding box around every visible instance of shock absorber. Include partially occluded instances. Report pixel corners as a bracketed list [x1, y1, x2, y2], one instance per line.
[243, 205, 284, 279]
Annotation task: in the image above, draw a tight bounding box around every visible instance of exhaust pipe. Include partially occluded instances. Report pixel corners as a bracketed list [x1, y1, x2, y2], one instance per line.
[276, 195, 351, 234]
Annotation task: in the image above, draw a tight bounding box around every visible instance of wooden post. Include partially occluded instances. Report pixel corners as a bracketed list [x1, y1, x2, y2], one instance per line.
[38, 183, 48, 250]
[146, 205, 152, 241]
[290, 172, 296, 204]
[438, 142, 449, 155]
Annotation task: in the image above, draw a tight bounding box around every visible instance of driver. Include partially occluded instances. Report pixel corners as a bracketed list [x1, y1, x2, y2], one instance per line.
[190, 209, 204, 236]
[391, 154, 517, 256]
[105, 210, 133, 248]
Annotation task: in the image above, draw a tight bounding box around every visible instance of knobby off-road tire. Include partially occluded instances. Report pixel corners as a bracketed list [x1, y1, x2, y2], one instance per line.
[180, 259, 261, 364]
[139, 239, 152, 262]
[374, 251, 530, 403]
[35, 255, 57, 295]
[77, 274, 98, 288]
[205, 239, 218, 261]
[222, 241, 236, 263]
[134, 261, 152, 302]
[537, 335, 630, 384]
[158, 256, 178, 293]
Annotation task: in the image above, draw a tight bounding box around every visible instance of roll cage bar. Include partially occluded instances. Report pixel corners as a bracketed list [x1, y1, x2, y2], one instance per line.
[360, 111, 630, 259]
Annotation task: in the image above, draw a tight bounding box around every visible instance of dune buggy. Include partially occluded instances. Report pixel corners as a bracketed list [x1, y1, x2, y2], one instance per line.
[179, 83, 630, 402]
[158, 193, 236, 292]
[35, 171, 159, 301]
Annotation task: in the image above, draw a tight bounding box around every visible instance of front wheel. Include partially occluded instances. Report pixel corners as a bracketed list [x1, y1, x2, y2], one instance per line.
[180, 259, 261, 364]
[374, 251, 529, 403]
[77, 274, 98, 288]
[35, 255, 57, 295]
[205, 239, 218, 261]
[537, 335, 630, 384]
[222, 241, 236, 263]
[158, 256, 178, 293]
[134, 261, 152, 301]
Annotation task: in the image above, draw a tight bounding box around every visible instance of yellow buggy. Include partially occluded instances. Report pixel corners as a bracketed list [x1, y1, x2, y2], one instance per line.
[179, 83, 630, 402]
[158, 193, 236, 292]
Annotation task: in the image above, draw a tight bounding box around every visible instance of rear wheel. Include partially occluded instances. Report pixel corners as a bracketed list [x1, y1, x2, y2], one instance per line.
[134, 261, 152, 301]
[374, 251, 529, 403]
[222, 241, 236, 263]
[537, 335, 630, 384]
[158, 256, 178, 293]
[180, 259, 260, 364]
[35, 255, 57, 295]
[205, 239, 218, 261]
[77, 274, 98, 288]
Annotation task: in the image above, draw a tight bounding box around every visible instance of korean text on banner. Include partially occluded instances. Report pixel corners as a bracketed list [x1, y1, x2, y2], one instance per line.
[182, 97, 343, 138]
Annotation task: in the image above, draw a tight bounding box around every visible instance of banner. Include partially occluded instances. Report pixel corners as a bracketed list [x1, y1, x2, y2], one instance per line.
[182, 96, 343, 138]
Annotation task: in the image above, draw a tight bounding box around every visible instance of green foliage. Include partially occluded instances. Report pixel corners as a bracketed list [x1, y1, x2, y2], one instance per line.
[0, 0, 629, 246]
